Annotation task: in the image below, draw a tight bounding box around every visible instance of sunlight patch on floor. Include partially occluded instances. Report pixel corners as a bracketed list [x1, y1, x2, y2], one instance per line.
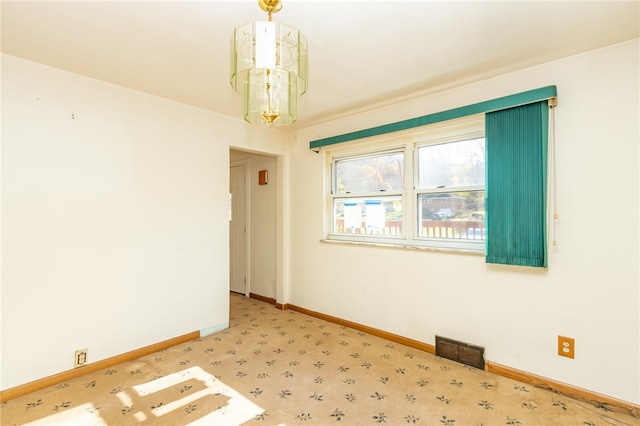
[24, 402, 107, 425]
[24, 366, 264, 426]
[133, 366, 264, 425]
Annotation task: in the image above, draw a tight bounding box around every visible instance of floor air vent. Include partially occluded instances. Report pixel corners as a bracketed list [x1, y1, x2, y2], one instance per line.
[435, 336, 485, 370]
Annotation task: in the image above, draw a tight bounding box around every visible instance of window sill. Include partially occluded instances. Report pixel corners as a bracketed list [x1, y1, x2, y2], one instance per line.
[319, 238, 485, 256]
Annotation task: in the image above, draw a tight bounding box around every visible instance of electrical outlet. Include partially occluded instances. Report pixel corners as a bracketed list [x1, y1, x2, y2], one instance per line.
[74, 349, 88, 368]
[557, 336, 574, 359]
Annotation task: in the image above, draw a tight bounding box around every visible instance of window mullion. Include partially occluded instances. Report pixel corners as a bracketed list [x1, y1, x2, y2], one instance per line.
[404, 141, 414, 243]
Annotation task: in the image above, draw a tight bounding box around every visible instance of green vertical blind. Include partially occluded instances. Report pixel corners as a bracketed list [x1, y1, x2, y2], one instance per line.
[485, 101, 549, 267]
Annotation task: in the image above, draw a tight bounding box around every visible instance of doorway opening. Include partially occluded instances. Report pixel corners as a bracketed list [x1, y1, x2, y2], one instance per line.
[229, 159, 248, 295]
[229, 149, 280, 301]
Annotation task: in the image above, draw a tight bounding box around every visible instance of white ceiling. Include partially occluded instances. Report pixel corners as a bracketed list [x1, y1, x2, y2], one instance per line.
[2, 1, 638, 129]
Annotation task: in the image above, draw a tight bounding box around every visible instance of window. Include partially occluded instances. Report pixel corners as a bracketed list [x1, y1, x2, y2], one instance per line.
[332, 150, 404, 237]
[416, 138, 485, 245]
[328, 117, 485, 251]
[318, 86, 555, 265]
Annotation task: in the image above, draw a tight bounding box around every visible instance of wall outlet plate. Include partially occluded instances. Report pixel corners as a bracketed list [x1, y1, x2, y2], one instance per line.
[557, 336, 574, 359]
[74, 349, 88, 368]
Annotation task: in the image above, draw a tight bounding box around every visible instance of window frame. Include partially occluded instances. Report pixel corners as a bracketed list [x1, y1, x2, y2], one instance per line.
[325, 115, 486, 252]
[329, 145, 409, 245]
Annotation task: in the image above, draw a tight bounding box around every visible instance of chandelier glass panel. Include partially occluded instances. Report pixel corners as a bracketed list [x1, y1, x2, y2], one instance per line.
[230, 1, 308, 127]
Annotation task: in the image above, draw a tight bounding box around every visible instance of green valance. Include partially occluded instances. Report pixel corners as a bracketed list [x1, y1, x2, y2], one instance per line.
[309, 86, 557, 150]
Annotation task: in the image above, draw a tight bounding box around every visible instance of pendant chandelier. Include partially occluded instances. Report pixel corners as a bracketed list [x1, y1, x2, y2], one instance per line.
[230, 0, 308, 127]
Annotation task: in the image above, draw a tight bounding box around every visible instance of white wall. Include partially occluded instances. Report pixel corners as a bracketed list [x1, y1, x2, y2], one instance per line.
[287, 39, 639, 404]
[0, 54, 287, 390]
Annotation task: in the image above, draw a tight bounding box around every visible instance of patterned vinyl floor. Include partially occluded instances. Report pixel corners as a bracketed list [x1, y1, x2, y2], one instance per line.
[2, 293, 638, 425]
